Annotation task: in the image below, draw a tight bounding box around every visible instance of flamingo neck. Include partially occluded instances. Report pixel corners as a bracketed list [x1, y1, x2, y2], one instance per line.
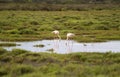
[57, 34, 61, 40]
[67, 36, 69, 40]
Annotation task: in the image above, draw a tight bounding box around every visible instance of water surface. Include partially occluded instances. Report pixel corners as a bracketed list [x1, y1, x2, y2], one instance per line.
[0, 40, 120, 54]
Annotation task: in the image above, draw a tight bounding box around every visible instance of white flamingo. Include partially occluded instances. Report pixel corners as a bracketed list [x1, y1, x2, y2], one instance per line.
[66, 33, 75, 52]
[52, 30, 61, 52]
[52, 30, 61, 40]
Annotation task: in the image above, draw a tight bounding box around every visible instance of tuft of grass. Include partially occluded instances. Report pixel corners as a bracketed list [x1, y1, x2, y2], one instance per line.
[33, 44, 44, 47]
[11, 49, 28, 55]
[0, 47, 7, 55]
[10, 64, 35, 77]
[0, 43, 20, 47]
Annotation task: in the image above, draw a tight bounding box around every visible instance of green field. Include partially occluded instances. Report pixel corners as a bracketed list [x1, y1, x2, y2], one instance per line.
[0, 8, 120, 77]
[0, 48, 120, 77]
[0, 10, 120, 42]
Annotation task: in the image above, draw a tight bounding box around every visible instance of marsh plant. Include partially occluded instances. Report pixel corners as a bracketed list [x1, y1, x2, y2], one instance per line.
[0, 49, 120, 77]
[33, 44, 45, 47]
[0, 43, 21, 47]
[0, 10, 120, 42]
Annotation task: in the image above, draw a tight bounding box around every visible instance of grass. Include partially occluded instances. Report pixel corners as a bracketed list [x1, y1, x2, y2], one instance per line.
[33, 44, 45, 47]
[0, 4, 120, 77]
[0, 48, 120, 77]
[0, 43, 20, 47]
[0, 10, 120, 42]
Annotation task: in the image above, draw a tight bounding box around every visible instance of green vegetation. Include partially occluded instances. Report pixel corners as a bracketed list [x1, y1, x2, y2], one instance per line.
[0, 0, 120, 11]
[1, 0, 120, 4]
[0, 48, 120, 77]
[0, 0, 120, 77]
[0, 43, 20, 47]
[33, 44, 45, 47]
[0, 3, 120, 11]
[0, 10, 120, 42]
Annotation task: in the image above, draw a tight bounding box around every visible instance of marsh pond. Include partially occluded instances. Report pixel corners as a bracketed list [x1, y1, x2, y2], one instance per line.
[0, 40, 120, 54]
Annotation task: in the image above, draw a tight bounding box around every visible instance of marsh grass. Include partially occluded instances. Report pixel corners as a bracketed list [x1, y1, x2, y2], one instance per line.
[0, 43, 21, 47]
[0, 49, 120, 77]
[33, 44, 45, 47]
[0, 10, 120, 42]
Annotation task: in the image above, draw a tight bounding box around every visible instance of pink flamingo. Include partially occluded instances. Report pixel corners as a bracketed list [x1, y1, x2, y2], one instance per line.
[66, 33, 75, 52]
[52, 30, 61, 52]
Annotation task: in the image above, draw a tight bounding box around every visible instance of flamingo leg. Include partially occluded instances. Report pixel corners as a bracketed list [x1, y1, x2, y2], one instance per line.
[68, 39, 70, 52]
[70, 40, 73, 52]
[53, 35, 58, 52]
[69, 38, 73, 52]
[67, 39, 71, 53]
[54, 36, 60, 52]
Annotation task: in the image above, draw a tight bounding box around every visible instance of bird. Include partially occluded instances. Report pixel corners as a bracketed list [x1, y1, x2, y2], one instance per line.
[66, 33, 75, 41]
[66, 33, 75, 52]
[52, 30, 61, 52]
[52, 30, 61, 40]
[83, 43, 87, 46]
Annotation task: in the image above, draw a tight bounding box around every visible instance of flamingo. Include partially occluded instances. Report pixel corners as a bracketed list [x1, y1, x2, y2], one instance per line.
[52, 30, 61, 52]
[52, 30, 61, 40]
[66, 33, 75, 52]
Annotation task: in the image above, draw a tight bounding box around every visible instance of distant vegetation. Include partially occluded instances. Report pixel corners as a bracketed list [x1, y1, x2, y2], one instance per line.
[0, 0, 120, 11]
[0, 0, 120, 4]
[0, 47, 120, 77]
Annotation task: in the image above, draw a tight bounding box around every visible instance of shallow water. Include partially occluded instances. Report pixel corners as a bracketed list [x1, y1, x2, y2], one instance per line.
[0, 40, 120, 54]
